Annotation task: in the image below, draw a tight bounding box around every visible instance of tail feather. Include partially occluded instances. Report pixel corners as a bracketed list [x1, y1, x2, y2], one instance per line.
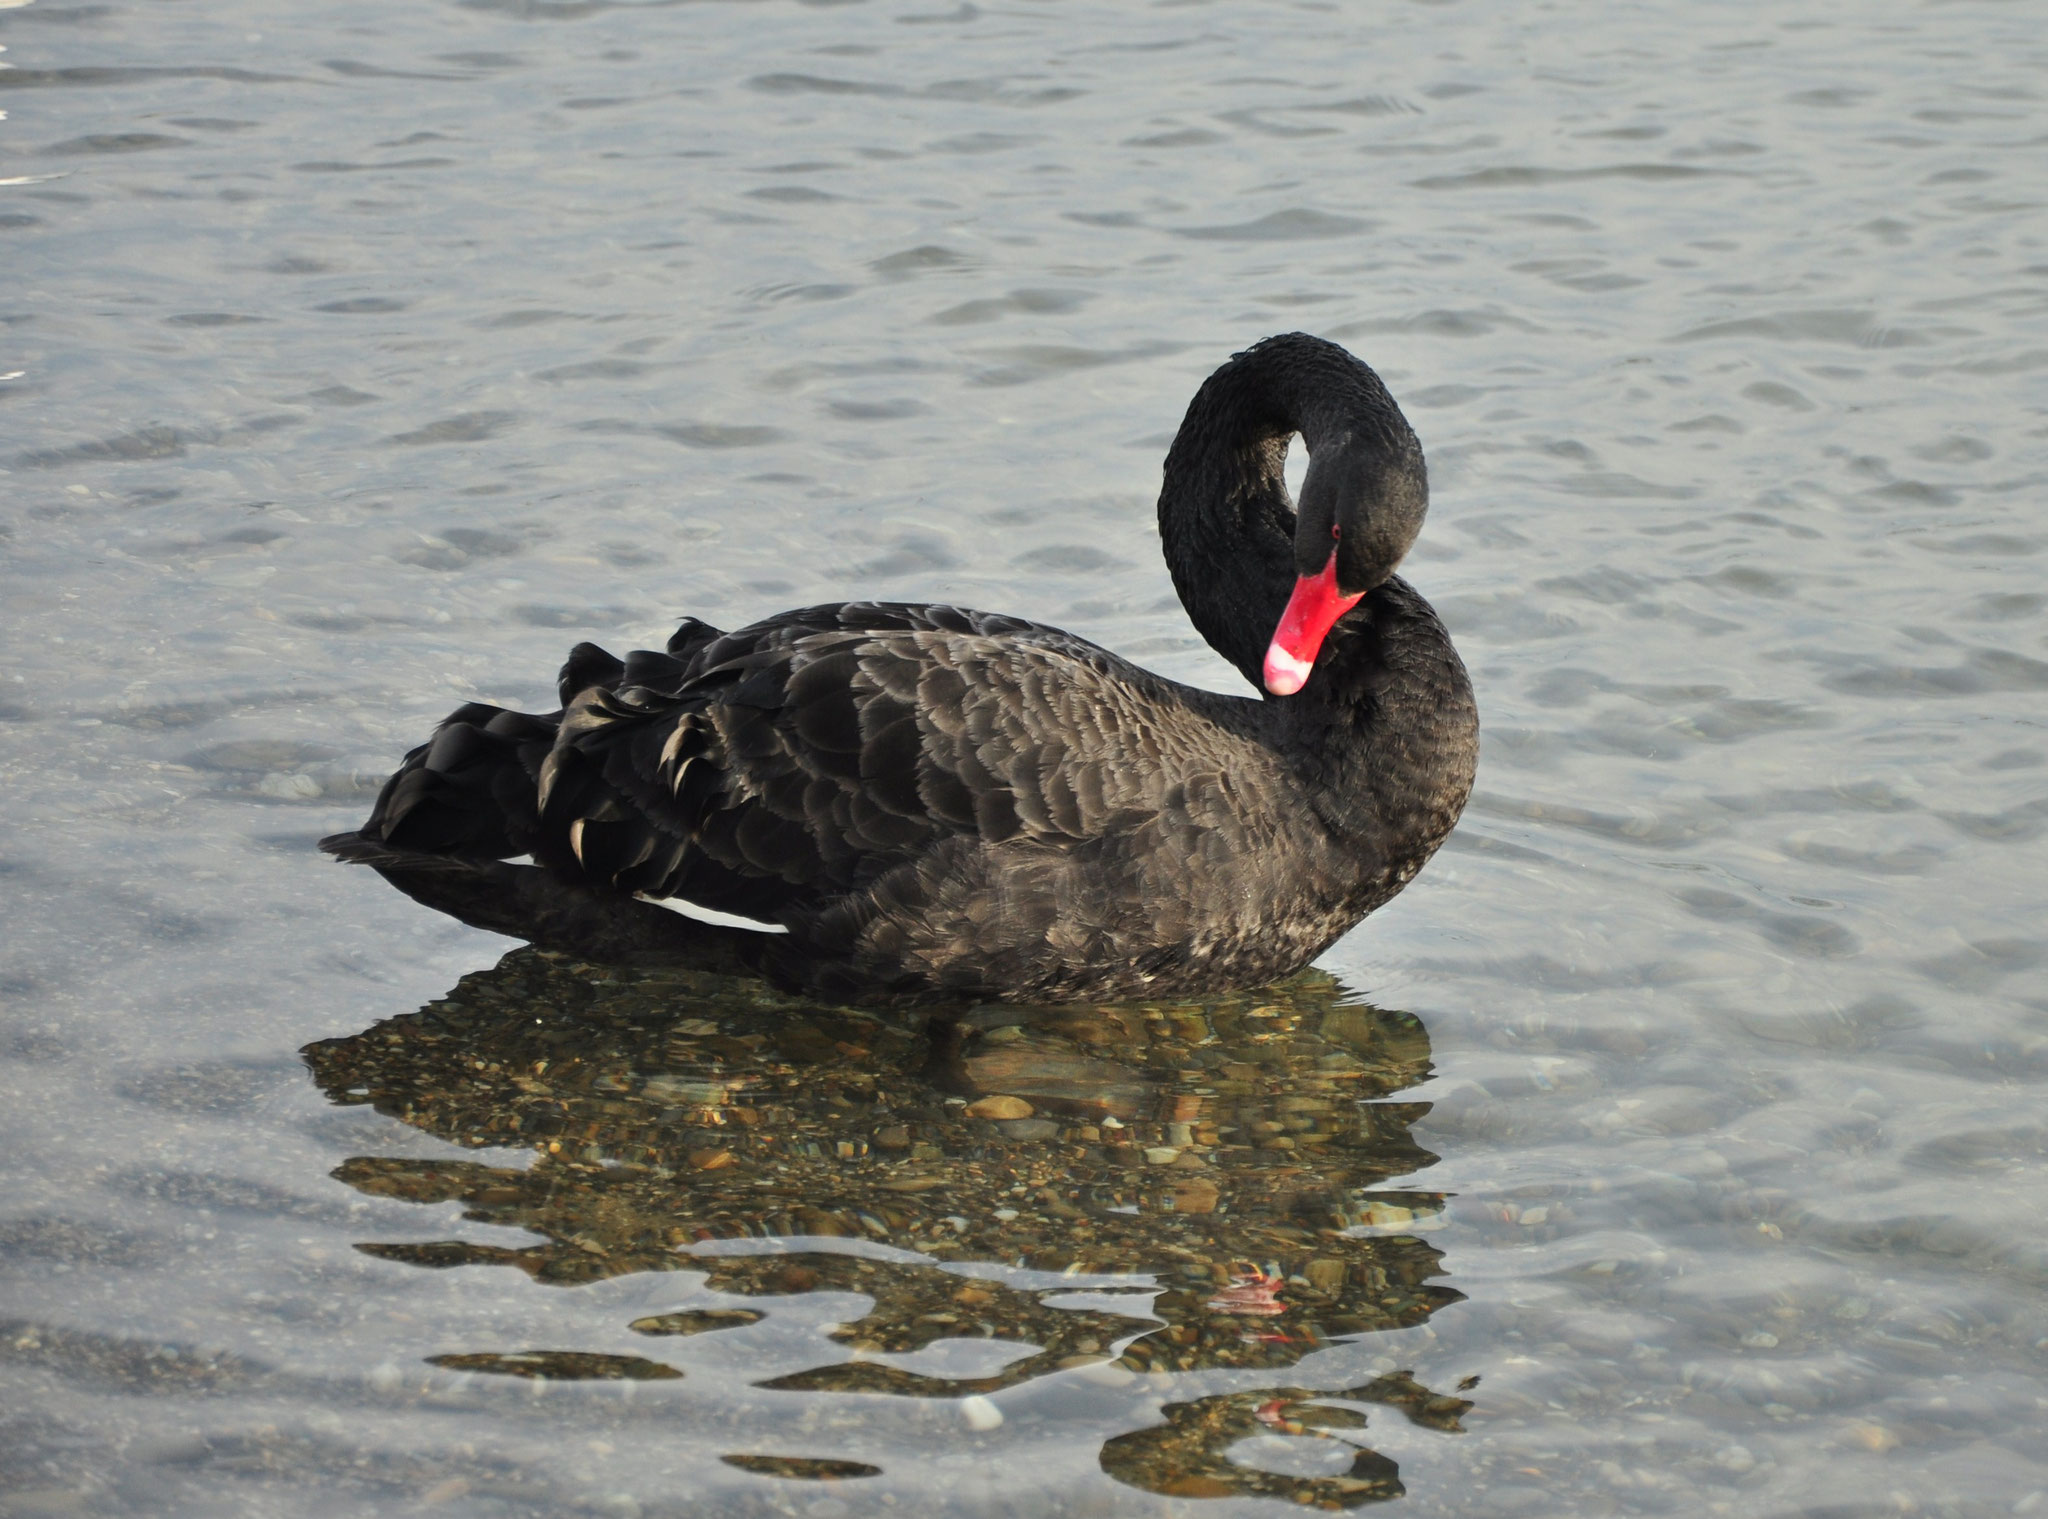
[363, 703, 552, 859]
[329, 621, 757, 970]
[558, 641, 626, 707]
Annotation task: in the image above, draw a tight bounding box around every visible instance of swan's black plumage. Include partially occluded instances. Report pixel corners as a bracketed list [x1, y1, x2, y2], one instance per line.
[324, 335, 1478, 1003]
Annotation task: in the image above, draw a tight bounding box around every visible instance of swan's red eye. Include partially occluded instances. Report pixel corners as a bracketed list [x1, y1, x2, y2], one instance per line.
[1331, 524, 1341, 539]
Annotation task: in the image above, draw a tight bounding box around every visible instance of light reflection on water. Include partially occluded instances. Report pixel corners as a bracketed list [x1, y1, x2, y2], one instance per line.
[2, 0, 2045, 1513]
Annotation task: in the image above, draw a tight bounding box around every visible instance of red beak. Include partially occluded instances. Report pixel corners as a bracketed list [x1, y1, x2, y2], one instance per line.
[1263, 549, 1364, 696]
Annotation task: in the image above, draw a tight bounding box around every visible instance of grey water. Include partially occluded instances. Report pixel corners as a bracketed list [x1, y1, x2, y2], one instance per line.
[2, 0, 2045, 1513]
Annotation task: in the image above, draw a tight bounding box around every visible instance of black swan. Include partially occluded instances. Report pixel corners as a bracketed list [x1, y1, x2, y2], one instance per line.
[322, 334, 1477, 1003]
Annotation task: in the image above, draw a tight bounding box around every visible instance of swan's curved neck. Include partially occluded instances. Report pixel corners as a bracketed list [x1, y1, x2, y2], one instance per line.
[1155, 335, 1411, 690]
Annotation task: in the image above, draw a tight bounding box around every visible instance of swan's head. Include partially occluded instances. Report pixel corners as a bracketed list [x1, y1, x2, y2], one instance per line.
[1262, 424, 1429, 696]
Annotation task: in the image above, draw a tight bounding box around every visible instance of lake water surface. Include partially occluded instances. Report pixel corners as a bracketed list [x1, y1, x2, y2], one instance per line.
[3, 0, 2046, 1514]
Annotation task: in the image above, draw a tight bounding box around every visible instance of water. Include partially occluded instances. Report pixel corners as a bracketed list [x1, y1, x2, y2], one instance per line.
[3, 0, 2045, 1512]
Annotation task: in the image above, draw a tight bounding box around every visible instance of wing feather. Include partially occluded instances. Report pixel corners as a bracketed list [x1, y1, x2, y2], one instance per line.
[528, 604, 1267, 922]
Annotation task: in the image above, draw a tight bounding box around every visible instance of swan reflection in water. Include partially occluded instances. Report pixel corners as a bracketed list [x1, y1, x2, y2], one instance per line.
[303, 950, 1473, 1507]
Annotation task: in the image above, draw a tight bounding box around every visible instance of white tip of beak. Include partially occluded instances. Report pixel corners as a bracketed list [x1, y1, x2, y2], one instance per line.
[1263, 644, 1313, 696]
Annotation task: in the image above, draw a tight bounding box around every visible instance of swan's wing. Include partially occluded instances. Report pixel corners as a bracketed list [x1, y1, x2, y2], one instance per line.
[530, 602, 1264, 921]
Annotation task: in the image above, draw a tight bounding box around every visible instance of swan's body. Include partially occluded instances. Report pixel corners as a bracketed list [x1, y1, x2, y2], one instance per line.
[324, 335, 1477, 1004]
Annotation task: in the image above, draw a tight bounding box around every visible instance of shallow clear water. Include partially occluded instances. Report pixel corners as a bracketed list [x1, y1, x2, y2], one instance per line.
[3, 0, 2045, 1513]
